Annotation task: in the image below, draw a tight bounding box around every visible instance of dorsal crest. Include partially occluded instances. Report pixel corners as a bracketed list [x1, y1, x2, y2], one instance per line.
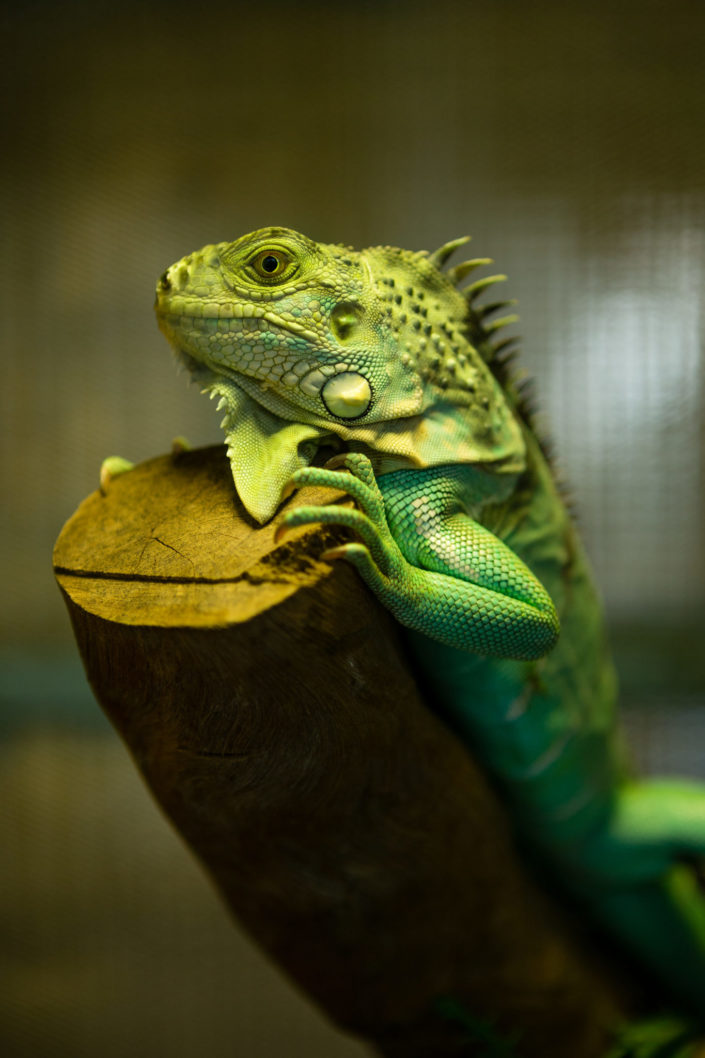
[427, 234, 553, 459]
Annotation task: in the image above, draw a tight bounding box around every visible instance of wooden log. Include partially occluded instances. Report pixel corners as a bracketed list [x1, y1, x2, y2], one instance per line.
[53, 444, 653, 1056]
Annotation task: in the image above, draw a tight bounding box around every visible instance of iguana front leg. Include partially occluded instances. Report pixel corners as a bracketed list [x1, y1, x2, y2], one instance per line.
[277, 453, 559, 661]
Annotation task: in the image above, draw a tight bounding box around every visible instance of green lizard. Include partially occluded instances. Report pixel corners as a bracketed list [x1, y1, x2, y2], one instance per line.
[153, 227, 705, 1038]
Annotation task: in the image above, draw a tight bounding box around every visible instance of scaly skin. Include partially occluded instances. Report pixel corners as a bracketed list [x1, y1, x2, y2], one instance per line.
[155, 227, 705, 1036]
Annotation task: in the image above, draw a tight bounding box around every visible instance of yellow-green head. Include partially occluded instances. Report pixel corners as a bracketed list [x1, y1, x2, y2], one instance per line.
[155, 226, 524, 521]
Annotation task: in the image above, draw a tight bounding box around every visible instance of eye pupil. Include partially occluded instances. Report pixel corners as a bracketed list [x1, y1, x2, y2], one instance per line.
[261, 254, 279, 273]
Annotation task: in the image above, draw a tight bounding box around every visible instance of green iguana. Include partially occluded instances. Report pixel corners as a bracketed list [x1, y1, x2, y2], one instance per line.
[147, 226, 705, 1050]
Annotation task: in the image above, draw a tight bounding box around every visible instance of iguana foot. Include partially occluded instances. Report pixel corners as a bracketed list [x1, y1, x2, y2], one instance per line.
[275, 453, 409, 593]
[606, 1014, 703, 1058]
[171, 435, 191, 456]
[100, 456, 135, 494]
[579, 780, 705, 886]
[101, 439, 190, 494]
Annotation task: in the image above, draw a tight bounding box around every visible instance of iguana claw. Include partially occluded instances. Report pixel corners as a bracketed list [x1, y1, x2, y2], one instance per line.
[171, 435, 191, 456]
[278, 455, 401, 579]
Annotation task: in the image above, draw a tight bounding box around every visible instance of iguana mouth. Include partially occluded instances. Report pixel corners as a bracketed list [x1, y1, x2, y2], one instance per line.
[156, 299, 320, 343]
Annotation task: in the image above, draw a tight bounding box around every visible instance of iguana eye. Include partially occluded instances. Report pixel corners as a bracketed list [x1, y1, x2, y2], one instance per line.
[250, 248, 294, 282]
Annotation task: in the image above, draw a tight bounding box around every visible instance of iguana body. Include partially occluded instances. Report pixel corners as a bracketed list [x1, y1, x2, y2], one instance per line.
[154, 228, 705, 1033]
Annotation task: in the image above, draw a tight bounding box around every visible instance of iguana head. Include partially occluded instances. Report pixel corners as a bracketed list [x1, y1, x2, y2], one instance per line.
[155, 226, 525, 522]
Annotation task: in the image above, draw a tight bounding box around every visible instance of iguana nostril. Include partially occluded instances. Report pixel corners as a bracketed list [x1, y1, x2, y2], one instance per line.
[159, 271, 172, 291]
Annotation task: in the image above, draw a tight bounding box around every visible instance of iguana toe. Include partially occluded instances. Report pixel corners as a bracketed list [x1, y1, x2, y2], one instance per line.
[100, 456, 135, 495]
[171, 436, 191, 457]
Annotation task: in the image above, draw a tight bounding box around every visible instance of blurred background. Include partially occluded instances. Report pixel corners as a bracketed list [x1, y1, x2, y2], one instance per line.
[2, 0, 704, 1054]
